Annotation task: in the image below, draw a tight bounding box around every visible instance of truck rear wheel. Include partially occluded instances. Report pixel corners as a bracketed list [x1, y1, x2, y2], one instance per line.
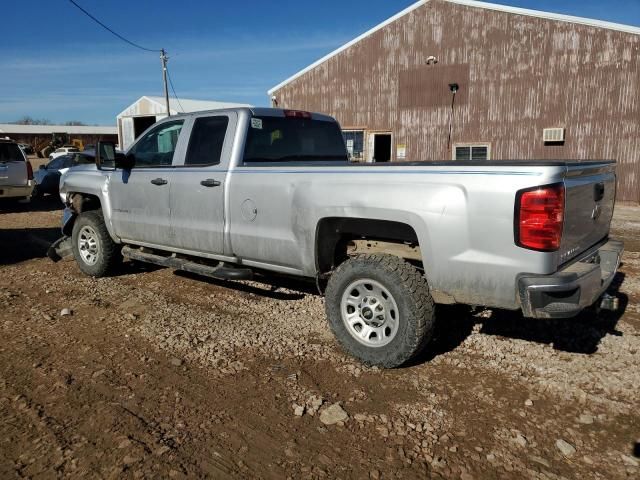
[71, 211, 121, 277]
[325, 254, 435, 368]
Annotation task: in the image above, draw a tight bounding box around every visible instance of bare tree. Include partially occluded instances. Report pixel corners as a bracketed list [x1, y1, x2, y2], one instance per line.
[11, 116, 52, 125]
[9, 117, 89, 126]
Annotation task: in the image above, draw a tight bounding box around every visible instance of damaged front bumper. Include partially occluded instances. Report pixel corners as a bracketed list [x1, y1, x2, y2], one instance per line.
[47, 207, 76, 262]
[47, 236, 73, 262]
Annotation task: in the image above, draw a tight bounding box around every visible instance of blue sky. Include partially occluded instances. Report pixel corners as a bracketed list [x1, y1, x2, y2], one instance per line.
[1, 0, 639, 125]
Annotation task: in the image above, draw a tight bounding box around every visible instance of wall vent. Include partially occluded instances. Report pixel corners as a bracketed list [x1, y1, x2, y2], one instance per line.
[543, 128, 565, 143]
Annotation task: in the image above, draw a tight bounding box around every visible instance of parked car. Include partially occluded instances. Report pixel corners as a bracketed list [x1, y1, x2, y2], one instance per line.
[18, 143, 34, 155]
[0, 138, 34, 200]
[33, 151, 95, 197]
[50, 108, 623, 368]
[49, 146, 79, 160]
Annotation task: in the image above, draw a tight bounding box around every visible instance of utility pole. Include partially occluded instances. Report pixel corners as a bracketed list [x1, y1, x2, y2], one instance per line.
[161, 49, 171, 117]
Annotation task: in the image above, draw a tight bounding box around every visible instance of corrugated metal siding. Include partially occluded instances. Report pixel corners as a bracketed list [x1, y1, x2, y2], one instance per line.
[398, 64, 470, 108]
[272, 0, 640, 203]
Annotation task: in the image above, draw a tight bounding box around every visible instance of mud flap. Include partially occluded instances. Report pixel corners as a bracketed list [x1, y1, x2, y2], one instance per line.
[47, 236, 73, 262]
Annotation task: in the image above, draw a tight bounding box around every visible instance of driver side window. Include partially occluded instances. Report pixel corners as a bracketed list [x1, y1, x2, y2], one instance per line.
[131, 120, 184, 168]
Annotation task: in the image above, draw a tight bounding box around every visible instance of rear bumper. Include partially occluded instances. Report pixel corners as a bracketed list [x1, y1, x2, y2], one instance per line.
[518, 239, 624, 319]
[0, 181, 34, 198]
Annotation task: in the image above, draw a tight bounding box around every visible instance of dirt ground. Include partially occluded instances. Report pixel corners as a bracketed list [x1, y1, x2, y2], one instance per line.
[1, 197, 639, 479]
[26, 155, 50, 172]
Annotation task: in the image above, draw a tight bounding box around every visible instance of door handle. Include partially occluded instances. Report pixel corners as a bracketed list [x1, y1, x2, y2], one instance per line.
[150, 178, 168, 186]
[594, 182, 605, 202]
[200, 179, 221, 187]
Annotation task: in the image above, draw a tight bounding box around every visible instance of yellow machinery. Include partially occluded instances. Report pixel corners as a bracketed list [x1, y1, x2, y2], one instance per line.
[39, 133, 83, 157]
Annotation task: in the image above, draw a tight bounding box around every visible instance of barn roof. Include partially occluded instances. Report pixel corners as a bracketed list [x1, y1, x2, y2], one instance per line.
[268, 0, 640, 95]
[117, 96, 252, 118]
[0, 124, 117, 135]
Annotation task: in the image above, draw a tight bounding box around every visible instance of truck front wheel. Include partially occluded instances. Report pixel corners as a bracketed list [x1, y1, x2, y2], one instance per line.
[325, 254, 435, 368]
[71, 211, 121, 277]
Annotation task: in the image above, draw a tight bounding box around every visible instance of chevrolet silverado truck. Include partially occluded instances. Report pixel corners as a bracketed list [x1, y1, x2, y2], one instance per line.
[50, 108, 623, 368]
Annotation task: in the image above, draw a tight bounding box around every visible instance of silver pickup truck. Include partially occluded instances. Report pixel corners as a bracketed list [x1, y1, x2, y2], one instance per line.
[51, 107, 623, 367]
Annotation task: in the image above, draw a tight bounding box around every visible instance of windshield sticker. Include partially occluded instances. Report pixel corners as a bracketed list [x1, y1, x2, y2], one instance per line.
[251, 118, 263, 130]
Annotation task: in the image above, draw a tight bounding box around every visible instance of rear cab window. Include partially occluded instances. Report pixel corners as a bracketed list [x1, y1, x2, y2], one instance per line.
[185, 116, 229, 166]
[243, 114, 348, 165]
[0, 142, 25, 163]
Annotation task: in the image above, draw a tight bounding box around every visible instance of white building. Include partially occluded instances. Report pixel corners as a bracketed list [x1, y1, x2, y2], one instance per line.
[117, 96, 252, 150]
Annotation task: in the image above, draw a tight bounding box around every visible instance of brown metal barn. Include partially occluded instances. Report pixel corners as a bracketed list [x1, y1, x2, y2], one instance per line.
[268, 0, 640, 203]
[0, 124, 117, 156]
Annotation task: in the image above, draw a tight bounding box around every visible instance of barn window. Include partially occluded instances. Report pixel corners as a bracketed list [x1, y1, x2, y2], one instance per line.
[454, 144, 490, 161]
[342, 130, 365, 162]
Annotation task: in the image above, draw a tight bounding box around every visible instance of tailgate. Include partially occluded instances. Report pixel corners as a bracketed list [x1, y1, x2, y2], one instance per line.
[0, 143, 28, 186]
[560, 162, 616, 264]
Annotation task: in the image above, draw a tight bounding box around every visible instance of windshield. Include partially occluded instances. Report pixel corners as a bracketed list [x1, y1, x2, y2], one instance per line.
[243, 116, 348, 164]
[47, 155, 70, 170]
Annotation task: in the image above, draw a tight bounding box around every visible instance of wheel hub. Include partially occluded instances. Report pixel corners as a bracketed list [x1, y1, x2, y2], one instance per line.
[359, 296, 386, 327]
[361, 306, 374, 321]
[340, 279, 400, 347]
[78, 226, 99, 266]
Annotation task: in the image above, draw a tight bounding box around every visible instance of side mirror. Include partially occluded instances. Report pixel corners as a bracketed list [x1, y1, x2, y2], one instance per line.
[96, 141, 117, 170]
[115, 153, 135, 170]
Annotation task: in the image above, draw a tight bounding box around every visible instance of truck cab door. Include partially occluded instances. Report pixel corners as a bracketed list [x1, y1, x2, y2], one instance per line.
[168, 113, 235, 255]
[108, 119, 186, 246]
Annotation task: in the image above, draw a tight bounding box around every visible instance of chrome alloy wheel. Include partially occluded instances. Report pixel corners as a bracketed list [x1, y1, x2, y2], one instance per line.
[78, 225, 99, 266]
[340, 279, 400, 347]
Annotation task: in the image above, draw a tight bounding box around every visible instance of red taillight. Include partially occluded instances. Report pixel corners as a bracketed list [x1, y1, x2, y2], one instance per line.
[283, 109, 312, 119]
[26, 161, 34, 180]
[516, 184, 565, 251]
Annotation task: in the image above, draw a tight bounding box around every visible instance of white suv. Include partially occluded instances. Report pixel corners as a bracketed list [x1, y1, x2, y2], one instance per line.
[49, 146, 79, 160]
[0, 138, 34, 200]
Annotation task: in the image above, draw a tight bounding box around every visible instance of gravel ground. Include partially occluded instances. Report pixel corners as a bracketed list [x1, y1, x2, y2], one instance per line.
[0, 197, 639, 479]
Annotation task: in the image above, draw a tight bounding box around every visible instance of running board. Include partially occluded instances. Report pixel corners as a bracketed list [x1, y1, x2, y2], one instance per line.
[122, 246, 253, 281]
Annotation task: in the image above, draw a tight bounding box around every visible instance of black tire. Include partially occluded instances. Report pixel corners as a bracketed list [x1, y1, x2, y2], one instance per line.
[325, 254, 435, 368]
[71, 210, 121, 277]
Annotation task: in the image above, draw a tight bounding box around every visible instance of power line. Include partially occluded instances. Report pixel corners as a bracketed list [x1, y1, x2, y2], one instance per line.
[67, 0, 184, 116]
[166, 65, 185, 113]
[68, 0, 160, 52]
